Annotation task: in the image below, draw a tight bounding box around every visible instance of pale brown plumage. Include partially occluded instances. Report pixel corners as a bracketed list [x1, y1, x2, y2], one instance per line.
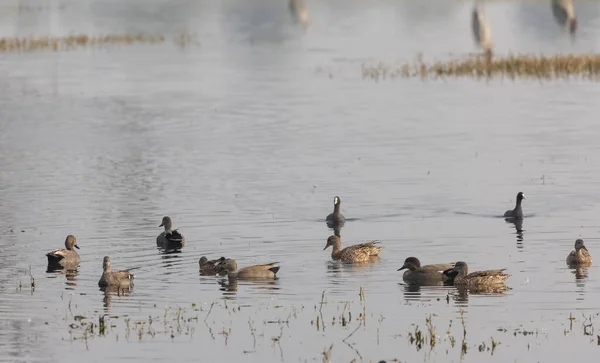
[566, 239, 592, 266]
[46, 235, 80, 270]
[98, 256, 135, 288]
[199, 256, 234, 275]
[216, 259, 280, 279]
[323, 235, 382, 263]
[445, 261, 510, 287]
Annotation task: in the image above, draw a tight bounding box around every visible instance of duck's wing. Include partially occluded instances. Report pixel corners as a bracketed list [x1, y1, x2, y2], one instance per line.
[353, 241, 380, 248]
[46, 249, 67, 259]
[113, 269, 135, 281]
[166, 229, 184, 242]
[422, 263, 455, 272]
[442, 267, 459, 280]
[467, 269, 508, 278]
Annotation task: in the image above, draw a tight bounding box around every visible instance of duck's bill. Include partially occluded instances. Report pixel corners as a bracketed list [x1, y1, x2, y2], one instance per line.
[323, 246, 329, 250]
[582, 245, 588, 251]
[397, 265, 407, 271]
[159, 223, 164, 227]
[75, 245, 80, 249]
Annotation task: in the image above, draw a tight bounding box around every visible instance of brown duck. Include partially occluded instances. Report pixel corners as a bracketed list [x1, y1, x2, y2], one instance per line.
[323, 235, 382, 263]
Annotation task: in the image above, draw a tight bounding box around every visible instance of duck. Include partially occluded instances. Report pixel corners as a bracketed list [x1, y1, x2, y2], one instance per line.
[199, 256, 231, 275]
[552, 0, 577, 35]
[215, 259, 280, 279]
[156, 216, 185, 249]
[443, 261, 510, 287]
[46, 235, 80, 270]
[323, 235, 382, 263]
[326, 196, 346, 229]
[397, 257, 454, 285]
[472, 2, 493, 57]
[503, 192, 525, 219]
[98, 256, 135, 288]
[566, 239, 592, 266]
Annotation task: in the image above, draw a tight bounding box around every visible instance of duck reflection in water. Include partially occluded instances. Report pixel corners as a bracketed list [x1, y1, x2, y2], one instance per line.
[327, 256, 381, 276]
[100, 285, 132, 310]
[218, 276, 280, 295]
[46, 268, 79, 287]
[447, 285, 509, 305]
[505, 218, 524, 245]
[573, 266, 588, 280]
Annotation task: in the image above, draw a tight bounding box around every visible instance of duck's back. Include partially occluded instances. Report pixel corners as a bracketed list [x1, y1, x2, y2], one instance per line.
[338, 241, 381, 262]
[99, 270, 134, 288]
[459, 269, 510, 286]
[157, 230, 185, 248]
[236, 263, 280, 279]
[566, 250, 592, 265]
[47, 249, 80, 267]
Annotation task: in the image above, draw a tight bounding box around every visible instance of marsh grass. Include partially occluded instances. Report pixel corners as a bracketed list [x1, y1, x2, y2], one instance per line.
[362, 53, 600, 81]
[0, 32, 198, 53]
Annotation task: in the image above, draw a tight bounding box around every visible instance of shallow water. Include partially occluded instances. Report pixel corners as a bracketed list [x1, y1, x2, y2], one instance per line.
[1, 0, 600, 361]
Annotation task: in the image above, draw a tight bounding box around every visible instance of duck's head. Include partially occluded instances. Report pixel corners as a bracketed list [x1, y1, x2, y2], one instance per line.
[324, 235, 339, 250]
[159, 216, 172, 230]
[397, 257, 421, 271]
[199, 256, 208, 266]
[333, 196, 341, 206]
[102, 256, 111, 271]
[575, 239, 587, 251]
[65, 235, 79, 250]
[216, 259, 237, 275]
[452, 261, 469, 276]
[517, 192, 526, 202]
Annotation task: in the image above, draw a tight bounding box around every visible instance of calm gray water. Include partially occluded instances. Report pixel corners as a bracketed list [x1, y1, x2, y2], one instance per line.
[2, 0, 600, 362]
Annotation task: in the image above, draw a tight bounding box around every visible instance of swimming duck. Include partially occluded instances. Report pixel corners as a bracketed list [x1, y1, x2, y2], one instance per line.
[443, 261, 510, 287]
[98, 256, 135, 288]
[199, 256, 233, 275]
[323, 235, 382, 263]
[157, 216, 185, 249]
[566, 239, 592, 266]
[326, 196, 346, 229]
[503, 192, 525, 219]
[216, 259, 280, 279]
[397, 257, 454, 285]
[46, 235, 80, 270]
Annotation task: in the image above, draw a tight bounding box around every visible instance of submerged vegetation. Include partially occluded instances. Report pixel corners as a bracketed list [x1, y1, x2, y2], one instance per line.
[0, 32, 198, 53]
[362, 53, 600, 81]
[54, 288, 600, 361]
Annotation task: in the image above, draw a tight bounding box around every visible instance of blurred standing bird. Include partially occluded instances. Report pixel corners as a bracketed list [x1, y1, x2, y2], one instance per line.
[552, 0, 577, 35]
[472, 3, 493, 57]
[289, 0, 310, 27]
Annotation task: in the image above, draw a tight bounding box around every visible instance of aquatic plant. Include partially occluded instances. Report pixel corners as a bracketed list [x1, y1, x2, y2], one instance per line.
[361, 53, 600, 81]
[0, 32, 198, 53]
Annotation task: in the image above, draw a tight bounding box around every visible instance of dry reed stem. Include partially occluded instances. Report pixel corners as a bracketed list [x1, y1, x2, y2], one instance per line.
[0, 33, 171, 53]
[362, 53, 600, 81]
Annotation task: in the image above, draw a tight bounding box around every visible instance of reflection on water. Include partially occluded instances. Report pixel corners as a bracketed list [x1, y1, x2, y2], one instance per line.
[505, 218, 524, 248]
[2, 0, 600, 362]
[101, 286, 133, 311]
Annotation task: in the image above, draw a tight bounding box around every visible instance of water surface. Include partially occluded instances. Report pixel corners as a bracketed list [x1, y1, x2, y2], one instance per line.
[1, 0, 600, 362]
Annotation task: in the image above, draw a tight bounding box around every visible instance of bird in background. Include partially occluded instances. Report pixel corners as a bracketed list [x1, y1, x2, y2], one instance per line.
[290, 0, 310, 27]
[552, 0, 577, 36]
[472, 2, 493, 58]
